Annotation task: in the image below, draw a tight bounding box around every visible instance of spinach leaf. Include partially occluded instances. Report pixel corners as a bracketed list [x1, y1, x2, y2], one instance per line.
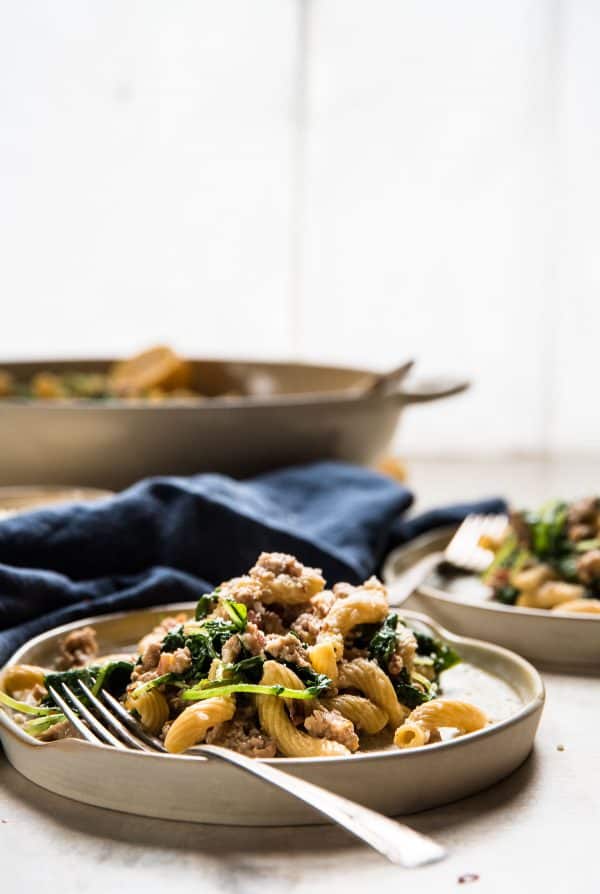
[284, 662, 332, 697]
[199, 619, 240, 653]
[43, 666, 97, 701]
[43, 660, 133, 707]
[227, 654, 265, 684]
[350, 622, 381, 651]
[414, 633, 460, 674]
[393, 669, 432, 710]
[161, 625, 186, 653]
[91, 660, 134, 695]
[160, 623, 213, 678]
[195, 588, 220, 620]
[526, 500, 568, 558]
[368, 613, 460, 673]
[368, 613, 399, 667]
[495, 585, 519, 605]
[185, 631, 219, 678]
[222, 599, 248, 631]
[482, 533, 523, 583]
[161, 619, 241, 681]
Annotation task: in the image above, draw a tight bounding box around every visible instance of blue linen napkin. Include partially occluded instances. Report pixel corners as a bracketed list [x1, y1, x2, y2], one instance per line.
[0, 462, 506, 666]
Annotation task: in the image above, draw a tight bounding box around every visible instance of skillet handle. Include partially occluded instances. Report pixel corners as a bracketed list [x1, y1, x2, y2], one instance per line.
[386, 376, 470, 404]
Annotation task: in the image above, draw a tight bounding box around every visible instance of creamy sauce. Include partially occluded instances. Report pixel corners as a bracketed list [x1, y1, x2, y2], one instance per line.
[441, 661, 522, 723]
[359, 661, 522, 753]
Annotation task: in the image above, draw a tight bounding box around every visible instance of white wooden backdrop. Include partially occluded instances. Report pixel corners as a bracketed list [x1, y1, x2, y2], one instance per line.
[0, 1, 598, 454]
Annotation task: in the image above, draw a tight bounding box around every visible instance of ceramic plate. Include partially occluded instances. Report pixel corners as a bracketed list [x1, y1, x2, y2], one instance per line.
[0, 603, 543, 825]
[383, 527, 600, 671]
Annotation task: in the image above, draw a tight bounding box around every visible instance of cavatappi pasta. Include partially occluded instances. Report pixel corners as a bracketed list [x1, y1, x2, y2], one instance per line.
[0, 552, 487, 755]
[0, 345, 244, 402]
[484, 497, 600, 614]
[394, 699, 488, 748]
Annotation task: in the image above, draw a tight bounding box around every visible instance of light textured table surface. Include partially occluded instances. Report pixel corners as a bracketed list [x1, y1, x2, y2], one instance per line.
[1, 457, 599, 894]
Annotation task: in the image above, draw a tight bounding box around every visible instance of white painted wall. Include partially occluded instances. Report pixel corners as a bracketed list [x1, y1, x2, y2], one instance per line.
[0, 1, 298, 359]
[0, 1, 598, 454]
[552, 0, 600, 453]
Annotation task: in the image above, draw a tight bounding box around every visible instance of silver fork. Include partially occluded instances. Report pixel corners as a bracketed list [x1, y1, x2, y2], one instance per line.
[388, 513, 508, 607]
[47, 682, 445, 868]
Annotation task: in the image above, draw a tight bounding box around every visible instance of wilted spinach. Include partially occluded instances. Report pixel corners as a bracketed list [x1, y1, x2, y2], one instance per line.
[414, 633, 460, 674]
[368, 613, 399, 667]
[43, 660, 133, 707]
[393, 669, 432, 710]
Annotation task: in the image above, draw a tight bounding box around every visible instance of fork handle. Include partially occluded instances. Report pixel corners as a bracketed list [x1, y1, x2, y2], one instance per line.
[198, 744, 445, 868]
[386, 552, 442, 607]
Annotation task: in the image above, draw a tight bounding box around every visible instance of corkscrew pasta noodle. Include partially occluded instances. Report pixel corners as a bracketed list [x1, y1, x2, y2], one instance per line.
[0, 664, 46, 698]
[338, 658, 408, 728]
[257, 662, 349, 757]
[164, 697, 235, 754]
[129, 688, 170, 736]
[308, 638, 339, 682]
[556, 598, 600, 614]
[321, 695, 389, 735]
[394, 699, 488, 749]
[322, 587, 388, 637]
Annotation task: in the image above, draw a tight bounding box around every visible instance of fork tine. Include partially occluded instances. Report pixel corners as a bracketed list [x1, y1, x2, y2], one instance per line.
[444, 513, 508, 573]
[61, 684, 126, 749]
[47, 685, 104, 745]
[100, 690, 167, 752]
[77, 681, 150, 752]
[491, 514, 509, 538]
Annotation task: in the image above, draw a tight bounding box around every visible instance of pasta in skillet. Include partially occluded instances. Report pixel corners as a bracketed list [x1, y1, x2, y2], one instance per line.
[0, 551, 487, 756]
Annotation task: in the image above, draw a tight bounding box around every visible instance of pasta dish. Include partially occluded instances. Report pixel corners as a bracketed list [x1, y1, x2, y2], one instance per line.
[0, 553, 487, 756]
[483, 498, 600, 613]
[0, 345, 238, 402]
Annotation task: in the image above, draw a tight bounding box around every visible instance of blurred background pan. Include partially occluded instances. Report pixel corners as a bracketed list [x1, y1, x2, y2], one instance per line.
[0, 357, 468, 489]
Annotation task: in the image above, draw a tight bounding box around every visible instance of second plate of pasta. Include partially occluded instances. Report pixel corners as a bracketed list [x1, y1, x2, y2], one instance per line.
[384, 528, 600, 670]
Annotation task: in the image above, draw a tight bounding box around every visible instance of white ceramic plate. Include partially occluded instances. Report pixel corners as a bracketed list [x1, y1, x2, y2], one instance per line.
[0, 604, 544, 826]
[383, 527, 600, 672]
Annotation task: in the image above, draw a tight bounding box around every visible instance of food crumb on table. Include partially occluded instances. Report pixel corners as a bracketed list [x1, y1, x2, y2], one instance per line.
[458, 873, 480, 884]
[556, 744, 565, 751]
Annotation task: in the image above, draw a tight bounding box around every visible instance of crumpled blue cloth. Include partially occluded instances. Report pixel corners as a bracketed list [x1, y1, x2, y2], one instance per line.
[0, 462, 506, 665]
